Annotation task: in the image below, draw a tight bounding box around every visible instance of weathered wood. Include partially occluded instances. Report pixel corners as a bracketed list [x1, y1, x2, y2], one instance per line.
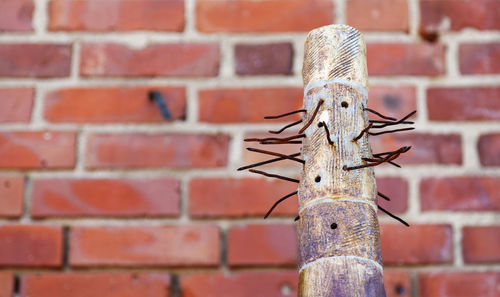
[298, 25, 386, 297]
[299, 257, 385, 297]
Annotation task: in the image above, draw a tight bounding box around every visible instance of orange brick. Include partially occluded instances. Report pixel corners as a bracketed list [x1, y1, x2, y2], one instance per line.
[420, 0, 500, 35]
[49, 0, 184, 32]
[70, 225, 220, 267]
[478, 133, 500, 167]
[462, 226, 500, 263]
[427, 87, 500, 121]
[370, 133, 462, 165]
[0, 272, 13, 297]
[0, 225, 62, 267]
[241, 131, 303, 171]
[44, 87, 185, 123]
[189, 178, 298, 218]
[80, 43, 219, 77]
[180, 271, 298, 297]
[419, 272, 500, 297]
[20, 273, 170, 297]
[198, 88, 303, 123]
[196, 0, 333, 33]
[235, 43, 293, 75]
[227, 224, 296, 267]
[85, 133, 229, 169]
[347, 0, 408, 32]
[420, 177, 499, 211]
[383, 270, 410, 297]
[460, 43, 500, 74]
[0, 131, 76, 169]
[367, 43, 445, 76]
[381, 224, 453, 265]
[368, 86, 416, 120]
[377, 177, 408, 214]
[0, 0, 34, 31]
[0, 88, 33, 123]
[0, 176, 24, 218]
[0, 44, 71, 78]
[31, 178, 180, 218]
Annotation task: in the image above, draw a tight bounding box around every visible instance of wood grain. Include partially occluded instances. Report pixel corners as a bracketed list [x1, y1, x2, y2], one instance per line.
[298, 25, 386, 297]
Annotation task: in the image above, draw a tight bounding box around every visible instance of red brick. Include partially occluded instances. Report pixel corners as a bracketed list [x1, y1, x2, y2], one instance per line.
[377, 177, 408, 214]
[227, 224, 296, 267]
[70, 225, 219, 267]
[0, 131, 76, 169]
[0, 225, 62, 267]
[80, 43, 219, 77]
[241, 131, 303, 171]
[0, 0, 34, 31]
[462, 226, 500, 263]
[85, 133, 229, 169]
[427, 87, 500, 121]
[380, 224, 453, 265]
[0, 88, 33, 123]
[370, 133, 462, 165]
[31, 178, 180, 218]
[367, 43, 445, 76]
[420, 0, 500, 36]
[44, 87, 185, 123]
[0, 44, 71, 78]
[189, 178, 298, 218]
[196, 0, 333, 33]
[198, 88, 303, 123]
[384, 270, 410, 297]
[21, 273, 170, 297]
[0, 176, 24, 218]
[420, 177, 500, 211]
[180, 271, 298, 297]
[368, 86, 417, 121]
[235, 43, 293, 75]
[49, 0, 184, 32]
[478, 133, 500, 166]
[0, 272, 13, 297]
[460, 43, 500, 74]
[347, 0, 408, 32]
[419, 272, 500, 297]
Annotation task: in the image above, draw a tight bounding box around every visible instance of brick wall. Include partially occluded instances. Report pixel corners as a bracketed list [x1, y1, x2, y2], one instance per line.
[0, 0, 499, 296]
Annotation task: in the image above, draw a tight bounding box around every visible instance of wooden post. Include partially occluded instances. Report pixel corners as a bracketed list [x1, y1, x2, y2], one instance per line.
[297, 25, 386, 296]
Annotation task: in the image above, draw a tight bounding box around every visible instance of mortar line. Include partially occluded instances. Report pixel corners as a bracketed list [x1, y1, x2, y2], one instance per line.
[334, 0, 346, 24]
[0, 75, 498, 88]
[33, 0, 48, 36]
[408, 0, 419, 38]
[219, 38, 234, 78]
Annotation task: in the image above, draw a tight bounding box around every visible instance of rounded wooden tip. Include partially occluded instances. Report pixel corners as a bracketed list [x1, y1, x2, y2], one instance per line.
[302, 25, 368, 89]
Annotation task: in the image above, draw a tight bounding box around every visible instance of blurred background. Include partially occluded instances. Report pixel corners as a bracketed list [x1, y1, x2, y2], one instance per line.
[0, 0, 499, 296]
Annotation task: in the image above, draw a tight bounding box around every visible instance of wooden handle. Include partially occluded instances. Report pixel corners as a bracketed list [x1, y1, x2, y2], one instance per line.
[298, 25, 386, 297]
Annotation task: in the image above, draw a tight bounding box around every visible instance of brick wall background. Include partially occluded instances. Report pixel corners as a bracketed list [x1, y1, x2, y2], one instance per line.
[0, 0, 499, 296]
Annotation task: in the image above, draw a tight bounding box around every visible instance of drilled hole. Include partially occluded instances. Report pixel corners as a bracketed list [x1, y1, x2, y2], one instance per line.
[315, 175, 321, 183]
[420, 31, 439, 43]
[395, 284, 406, 295]
[40, 159, 48, 168]
[341, 101, 349, 108]
[330, 223, 338, 229]
[281, 284, 292, 296]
